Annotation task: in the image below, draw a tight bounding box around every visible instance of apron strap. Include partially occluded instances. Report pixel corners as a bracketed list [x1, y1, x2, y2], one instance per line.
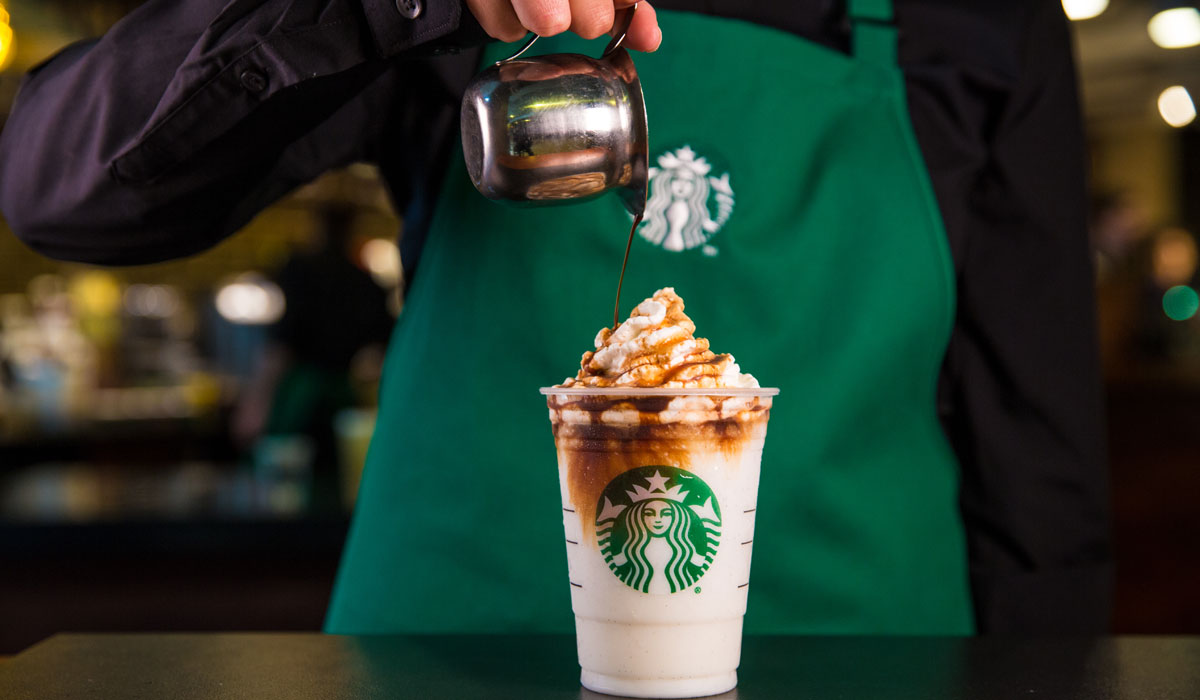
[847, 0, 897, 67]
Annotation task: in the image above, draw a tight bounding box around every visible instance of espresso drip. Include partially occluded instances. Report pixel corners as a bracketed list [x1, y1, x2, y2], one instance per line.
[613, 213, 644, 330]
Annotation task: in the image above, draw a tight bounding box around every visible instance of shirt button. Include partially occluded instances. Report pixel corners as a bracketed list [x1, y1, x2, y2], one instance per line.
[396, 0, 422, 20]
[239, 69, 268, 93]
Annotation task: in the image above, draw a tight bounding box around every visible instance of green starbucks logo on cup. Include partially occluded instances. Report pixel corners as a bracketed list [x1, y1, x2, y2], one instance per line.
[596, 466, 722, 594]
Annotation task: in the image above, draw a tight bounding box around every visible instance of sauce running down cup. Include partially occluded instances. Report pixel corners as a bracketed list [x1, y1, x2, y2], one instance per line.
[542, 386, 778, 698]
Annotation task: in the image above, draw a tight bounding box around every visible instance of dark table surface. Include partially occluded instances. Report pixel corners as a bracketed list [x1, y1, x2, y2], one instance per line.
[2, 633, 1200, 699]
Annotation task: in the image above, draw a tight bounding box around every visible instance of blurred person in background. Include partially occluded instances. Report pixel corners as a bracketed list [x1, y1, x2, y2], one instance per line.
[233, 203, 394, 513]
[0, 0, 1110, 637]
[0, 353, 14, 424]
[1091, 191, 1151, 379]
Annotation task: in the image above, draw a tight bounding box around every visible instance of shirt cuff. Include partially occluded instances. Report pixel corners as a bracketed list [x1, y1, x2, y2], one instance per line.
[360, 0, 465, 57]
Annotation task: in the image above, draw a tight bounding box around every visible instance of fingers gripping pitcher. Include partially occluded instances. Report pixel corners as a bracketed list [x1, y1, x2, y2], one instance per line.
[542, 289, 777, 698]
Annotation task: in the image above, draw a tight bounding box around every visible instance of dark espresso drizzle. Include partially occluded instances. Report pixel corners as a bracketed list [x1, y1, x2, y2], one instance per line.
[613, 213, 644, 330]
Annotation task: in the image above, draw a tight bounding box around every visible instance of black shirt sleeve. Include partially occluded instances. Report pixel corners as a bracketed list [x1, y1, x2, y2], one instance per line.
[0, 0, 474, 265]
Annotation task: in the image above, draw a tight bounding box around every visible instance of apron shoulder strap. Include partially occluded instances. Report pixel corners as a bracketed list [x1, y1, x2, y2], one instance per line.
[847, 0, 897, 68]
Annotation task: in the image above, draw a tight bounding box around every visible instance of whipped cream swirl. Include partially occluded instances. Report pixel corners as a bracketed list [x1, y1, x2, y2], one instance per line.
[561, 288, 759, 388]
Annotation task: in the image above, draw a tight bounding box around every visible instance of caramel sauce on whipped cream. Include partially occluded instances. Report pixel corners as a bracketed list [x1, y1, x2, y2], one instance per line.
[548, 289, 771, 537]
[563, 287, 758, 389]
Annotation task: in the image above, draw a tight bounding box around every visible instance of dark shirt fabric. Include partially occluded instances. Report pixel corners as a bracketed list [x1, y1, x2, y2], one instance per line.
[0, 0, 1111, 633]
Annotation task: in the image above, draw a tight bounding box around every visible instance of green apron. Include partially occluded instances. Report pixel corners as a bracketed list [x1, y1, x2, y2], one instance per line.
[326, 0, 974, 635]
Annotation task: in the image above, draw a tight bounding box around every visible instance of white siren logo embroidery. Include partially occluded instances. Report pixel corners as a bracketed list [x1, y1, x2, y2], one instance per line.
[596, 466, 722, 594]
[639, 146, 734, 255]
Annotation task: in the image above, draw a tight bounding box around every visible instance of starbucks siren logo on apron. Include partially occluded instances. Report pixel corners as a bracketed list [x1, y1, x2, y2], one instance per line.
[596, 466, 722, 594]
[639, 146, 734, 256]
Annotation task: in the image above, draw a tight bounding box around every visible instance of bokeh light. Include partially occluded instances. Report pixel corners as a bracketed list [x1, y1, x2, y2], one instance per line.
[0, 5, 14, 73]
[360, 237, 402, 288]
[1151, 228, 1199, 288]
[1062, 0, 1108, 21]
[1162, 285, 1200, 321]
[123, 284, 181, 319]
[214, 274, 285, 325]
[1158, 86, 1196, 128]
[1148, 7, 1200, 49]
[68, 271, 123, 317]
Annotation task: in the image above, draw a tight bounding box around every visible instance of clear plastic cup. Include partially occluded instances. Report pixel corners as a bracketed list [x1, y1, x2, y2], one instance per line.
[541, 386, 778, 698]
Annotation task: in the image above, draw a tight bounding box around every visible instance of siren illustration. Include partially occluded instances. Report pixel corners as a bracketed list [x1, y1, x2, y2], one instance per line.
[638, 146, 734, 253]
[596, 466, 722, 594]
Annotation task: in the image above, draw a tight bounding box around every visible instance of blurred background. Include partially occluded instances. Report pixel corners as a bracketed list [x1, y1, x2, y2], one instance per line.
[0, 0, 1199, 652]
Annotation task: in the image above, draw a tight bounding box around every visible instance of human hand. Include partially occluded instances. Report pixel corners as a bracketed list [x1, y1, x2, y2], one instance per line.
[465, 0, 661, 52]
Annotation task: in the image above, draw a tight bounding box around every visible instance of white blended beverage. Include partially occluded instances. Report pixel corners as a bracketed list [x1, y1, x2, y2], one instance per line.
[541, 288, 777, 698]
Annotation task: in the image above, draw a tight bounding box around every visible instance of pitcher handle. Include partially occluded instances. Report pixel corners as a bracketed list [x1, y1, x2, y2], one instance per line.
[601, 3, 639, 58]
[496, 34, 539, 64]
[494, 3, 639, 64]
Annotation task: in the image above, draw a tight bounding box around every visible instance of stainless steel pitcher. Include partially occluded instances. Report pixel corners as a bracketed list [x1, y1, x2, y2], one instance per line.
[460, 5, 649, 217]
